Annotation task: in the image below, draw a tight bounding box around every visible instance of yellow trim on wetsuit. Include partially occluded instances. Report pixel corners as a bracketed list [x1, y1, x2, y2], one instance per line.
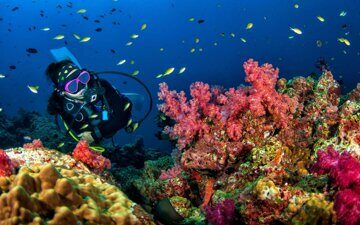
[61, 117, 105, 153]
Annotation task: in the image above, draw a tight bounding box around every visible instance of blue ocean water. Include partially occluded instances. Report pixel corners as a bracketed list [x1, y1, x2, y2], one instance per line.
[0, 0, 359, 150]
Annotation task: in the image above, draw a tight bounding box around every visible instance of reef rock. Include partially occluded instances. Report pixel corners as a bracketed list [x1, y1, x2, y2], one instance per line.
[0, 146, 155, 225]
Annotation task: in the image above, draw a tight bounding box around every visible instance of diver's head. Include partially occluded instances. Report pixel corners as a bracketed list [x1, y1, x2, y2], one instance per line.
[46, 60, 91, 99]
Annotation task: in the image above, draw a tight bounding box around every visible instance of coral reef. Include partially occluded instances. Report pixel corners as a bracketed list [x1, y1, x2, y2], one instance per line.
[0, 110, 74, 151]
[312, 146, 360, 225]
[147, 59, 360, 224]
[205, 199, 236, 225]
[0, 164, 155, 224]
[0, 145, 155, 224]
[72, 140, 111, 173]
[103, 137, 166, 169]
[0, 149, 14, 177]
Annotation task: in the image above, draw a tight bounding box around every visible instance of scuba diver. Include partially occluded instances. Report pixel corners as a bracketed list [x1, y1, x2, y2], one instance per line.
[46, 47, 152, 151]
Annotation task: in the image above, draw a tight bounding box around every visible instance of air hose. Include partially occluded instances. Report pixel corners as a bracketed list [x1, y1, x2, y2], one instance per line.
[93, 71, 153, 125]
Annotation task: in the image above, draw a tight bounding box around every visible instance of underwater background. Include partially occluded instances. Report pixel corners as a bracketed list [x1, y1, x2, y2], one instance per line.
[0, 1, 360, 225]
[0, 0, 359, 150]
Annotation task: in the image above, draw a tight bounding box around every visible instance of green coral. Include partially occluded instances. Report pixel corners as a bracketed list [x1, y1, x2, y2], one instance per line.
[296, 174, 329, 193]
[291, 194, 336, 225]
[133, 156, 174, 202]
[169, 196, 206, 225]
[250, 137, 283, 168]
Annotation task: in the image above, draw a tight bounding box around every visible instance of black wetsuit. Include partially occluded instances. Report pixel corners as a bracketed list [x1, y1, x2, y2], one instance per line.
[48, 79, 132, 143]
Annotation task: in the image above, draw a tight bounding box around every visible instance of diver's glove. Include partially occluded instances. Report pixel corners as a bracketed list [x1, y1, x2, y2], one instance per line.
[125, 119, 140, 133]
[79, 131, 95, 144]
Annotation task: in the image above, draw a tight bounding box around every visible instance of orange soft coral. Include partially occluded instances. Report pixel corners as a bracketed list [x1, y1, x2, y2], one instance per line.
[201, 177, 216, 208]
[72, 140, 111, 173]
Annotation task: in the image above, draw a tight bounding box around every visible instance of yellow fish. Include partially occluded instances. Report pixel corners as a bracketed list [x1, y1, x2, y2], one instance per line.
[53, 34, 65, 40]
[57, 142, 65, 148]
[124, 102, 131, 111]
[80, 124, 89, 130]
[159, 114, 166, 120]
[28, 85, 39, 94]
[230, 33, 236, 37]
[178, 67, 186, 74]
[73, 33, 81, 40]
[164, 67, 175, 76]
[130, 60, 135, 65]
[240, 38, 247, 43]
[77, 9, 87, 14]
[214, 42, 218, 46]
[117, 59, 126, 65]
[131, 34, 139, 39]
[132, 70, 140, 76]
[89, 114, 98, 119]
[246, 23, 253, 29]
[126, 41, 133, 46]
[80, 37, 91, 42]
[41, 27, 50, 31]
[156, 74, 163, 78]
[132, 122, 139, 131]
[188, 17, 195, 22]
[190, 48, 196, 53]
[127, 119, 132, 127]
[294, 4, 299, 9]
[141, 23, 147, 30]
[0, 74, 6, 79]
[317, 16, 325, 22]
[160, 48, 164, 52]
[339, 11, 347, 17]
[195, 38, 200, 43]
[199, 48, 203, 52]
[288, 36, 294, 39]
[290, 27, 302, 35]
[338, 38, 350, 46]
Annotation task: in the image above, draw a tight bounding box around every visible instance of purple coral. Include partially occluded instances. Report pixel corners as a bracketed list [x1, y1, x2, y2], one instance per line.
[205, 199, 236, 225]
[312, 146, 360, 225]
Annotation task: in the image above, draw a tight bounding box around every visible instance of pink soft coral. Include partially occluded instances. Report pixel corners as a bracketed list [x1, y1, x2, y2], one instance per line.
[159, 164, 183, 180]
[158, 59, 296, 172]
[72, 140, 111, 173]
[23, 139, 44, 149]
[312, 146, 360, 225]
[0, 149, 14, 176]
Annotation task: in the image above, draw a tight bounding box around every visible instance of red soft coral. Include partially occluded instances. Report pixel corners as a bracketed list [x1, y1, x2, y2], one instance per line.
[23, 139, 44, 149]
[312, 146, 360, 225]
[0, 149, 14, 176]
[72, 140, 111, 173]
